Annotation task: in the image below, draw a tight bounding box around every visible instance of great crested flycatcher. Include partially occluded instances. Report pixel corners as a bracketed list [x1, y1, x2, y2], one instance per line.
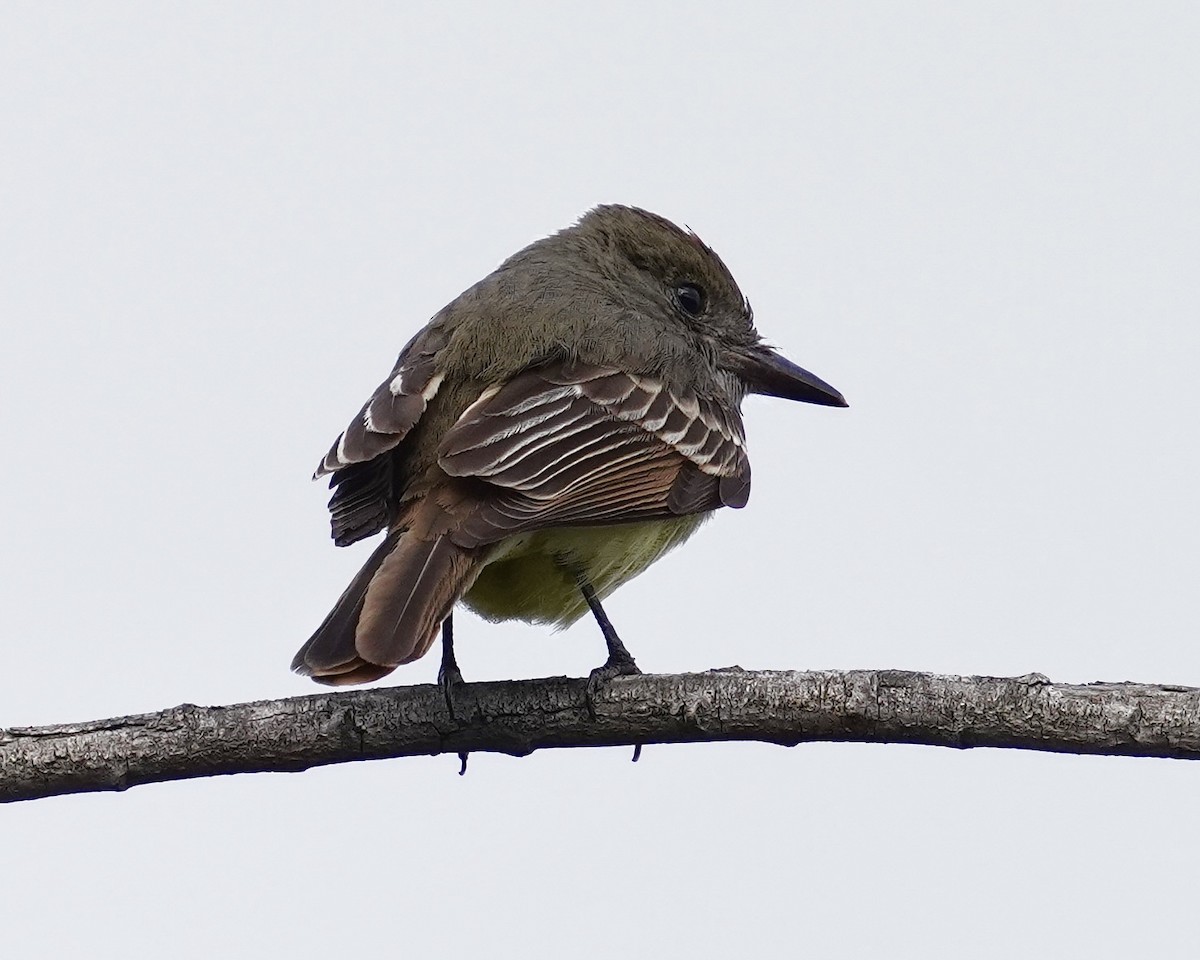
[292, 204, 846, 689]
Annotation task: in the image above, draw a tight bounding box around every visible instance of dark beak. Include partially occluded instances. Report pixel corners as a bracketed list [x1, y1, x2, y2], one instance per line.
[727, 345, 848, 407]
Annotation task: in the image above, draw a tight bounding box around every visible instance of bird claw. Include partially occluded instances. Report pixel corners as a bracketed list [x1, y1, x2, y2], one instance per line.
[585, 653, 641, 719]
[438, 663, 466, 722]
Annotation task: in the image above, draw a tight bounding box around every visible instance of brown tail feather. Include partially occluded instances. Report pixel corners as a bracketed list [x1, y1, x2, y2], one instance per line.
[292, 527, 479, 685]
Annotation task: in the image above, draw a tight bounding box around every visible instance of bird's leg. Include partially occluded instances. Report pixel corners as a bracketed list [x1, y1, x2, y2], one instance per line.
[580, 579, 640, 677]
[437, 612, 465, 721]
[579, 577, 641, 715]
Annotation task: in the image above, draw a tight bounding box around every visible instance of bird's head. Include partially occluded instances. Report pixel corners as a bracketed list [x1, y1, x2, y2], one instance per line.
[573, 204, 847, 408]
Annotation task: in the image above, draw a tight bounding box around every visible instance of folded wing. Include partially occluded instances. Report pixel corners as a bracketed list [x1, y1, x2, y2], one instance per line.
[437, 360, 750, 547]
[315, 324, 450, 546]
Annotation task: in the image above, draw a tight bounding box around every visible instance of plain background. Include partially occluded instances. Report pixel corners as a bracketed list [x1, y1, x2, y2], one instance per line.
[2, 4, 1197, 957]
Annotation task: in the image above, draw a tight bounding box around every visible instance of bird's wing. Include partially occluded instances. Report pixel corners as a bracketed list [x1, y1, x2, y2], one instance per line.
[316, 324, 449, 546]
[437, 360, 750, 547]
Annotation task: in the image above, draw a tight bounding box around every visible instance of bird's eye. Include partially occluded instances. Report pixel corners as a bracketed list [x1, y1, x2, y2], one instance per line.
[675, 283, 706, 317]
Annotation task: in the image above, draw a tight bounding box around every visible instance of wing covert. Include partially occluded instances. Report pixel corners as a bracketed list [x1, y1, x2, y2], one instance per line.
[437, 360, 750, 547]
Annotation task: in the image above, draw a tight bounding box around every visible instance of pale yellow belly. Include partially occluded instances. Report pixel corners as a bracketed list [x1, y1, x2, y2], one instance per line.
[461, 515, 708, 627]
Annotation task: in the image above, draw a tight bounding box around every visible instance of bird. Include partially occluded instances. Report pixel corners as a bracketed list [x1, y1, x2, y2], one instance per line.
[291, 204, 847, 694]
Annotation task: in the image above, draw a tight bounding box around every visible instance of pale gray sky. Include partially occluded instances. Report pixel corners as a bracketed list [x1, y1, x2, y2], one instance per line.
[3, 4, 1198, 957]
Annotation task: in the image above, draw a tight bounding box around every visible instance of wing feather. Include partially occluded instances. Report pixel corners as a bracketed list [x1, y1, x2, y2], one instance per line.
[438, 360, 749, 548]
[317, 324, 449, 546]
[315, 325, 449, 478]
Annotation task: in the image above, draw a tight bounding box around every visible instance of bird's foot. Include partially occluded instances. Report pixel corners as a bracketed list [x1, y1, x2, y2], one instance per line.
[438, 661, 466, 722]
[585, 651, 641, 719]
[437, 612, 467, 722]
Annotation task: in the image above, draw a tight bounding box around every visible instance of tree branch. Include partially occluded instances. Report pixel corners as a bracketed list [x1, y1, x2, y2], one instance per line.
[3, 669, 1198, 803]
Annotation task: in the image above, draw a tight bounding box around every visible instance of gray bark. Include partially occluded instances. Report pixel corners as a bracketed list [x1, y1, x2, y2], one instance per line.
[3, 669, 1199, 803]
